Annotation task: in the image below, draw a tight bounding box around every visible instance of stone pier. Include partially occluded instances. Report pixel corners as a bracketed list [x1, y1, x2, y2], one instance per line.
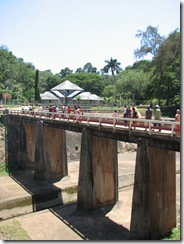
[77, 128, 118, 210]
[130, 138, 176, 239]
[34, 121, 68, 180]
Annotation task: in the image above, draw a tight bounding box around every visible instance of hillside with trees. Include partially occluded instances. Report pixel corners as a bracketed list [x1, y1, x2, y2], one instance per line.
[0, 26, 180, 108]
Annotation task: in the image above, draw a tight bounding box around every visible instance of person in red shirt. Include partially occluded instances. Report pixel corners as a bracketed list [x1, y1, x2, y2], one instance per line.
[67, 106, 72, 114]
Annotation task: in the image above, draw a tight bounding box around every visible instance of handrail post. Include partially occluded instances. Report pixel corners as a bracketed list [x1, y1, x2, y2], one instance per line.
[129, 120, 132, 130]
[148, 121, 152, 135]
[87, 117, 90, 126]
[113, 118, 116, 132]
[171, 123, 175, 137]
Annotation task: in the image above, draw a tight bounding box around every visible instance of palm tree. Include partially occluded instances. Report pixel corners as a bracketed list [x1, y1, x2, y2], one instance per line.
[103, 57, 122, 104]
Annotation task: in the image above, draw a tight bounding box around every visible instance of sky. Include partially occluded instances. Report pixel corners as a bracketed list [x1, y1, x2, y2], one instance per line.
[0, 0, 180, 74]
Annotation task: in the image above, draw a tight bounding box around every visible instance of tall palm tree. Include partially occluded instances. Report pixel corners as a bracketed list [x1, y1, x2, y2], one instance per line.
[103, 57, 122, 104]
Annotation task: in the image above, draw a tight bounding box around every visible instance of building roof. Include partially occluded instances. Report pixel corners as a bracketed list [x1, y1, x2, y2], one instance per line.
[73, 92, 103, 101]
[67, 90, 82, 98]
[51, 80, 84, 91]
[40, 92, 59, 100]
[51, 90, 64, 98]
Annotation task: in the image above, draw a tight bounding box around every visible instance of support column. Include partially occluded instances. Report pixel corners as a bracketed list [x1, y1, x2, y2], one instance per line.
[34, 121, 68, 180]
[77, 128, 118, 210]
[6, 124, 19, 171]
[130, 138, 176, 240]
[24, 123, 36, 168]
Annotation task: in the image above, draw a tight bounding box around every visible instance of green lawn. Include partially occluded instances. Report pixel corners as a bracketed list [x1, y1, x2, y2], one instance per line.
[162, 226, 180, 240]
[0, 163, 8, 176]
[0, 219, 31, 240]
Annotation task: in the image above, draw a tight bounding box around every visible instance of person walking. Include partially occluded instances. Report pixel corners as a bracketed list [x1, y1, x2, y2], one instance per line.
[175, 109, 180, 133]
[113, 110, 119, 122]
[145, 105, 152, 130]
[67, 106, 72, 114]
[131, 107, 138, 125]
[153, 105, 162, 131]
[123, 105, 128, 124]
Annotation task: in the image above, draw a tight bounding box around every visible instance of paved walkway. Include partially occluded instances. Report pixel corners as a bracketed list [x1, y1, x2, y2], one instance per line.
[0, 152, 180, 240]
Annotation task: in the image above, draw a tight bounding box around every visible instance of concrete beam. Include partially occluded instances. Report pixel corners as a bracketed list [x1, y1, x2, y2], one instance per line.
[77, 128, 118, 210]
[130, 138, 176, 239]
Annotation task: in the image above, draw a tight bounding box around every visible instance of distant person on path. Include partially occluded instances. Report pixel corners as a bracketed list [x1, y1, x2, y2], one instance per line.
[123, 105, 128, 123]
[153, 105, 162, 131]
[132, 107, 138, 124]
[175, 109, 180, 133]
[73, 106, 78, 120]
[113, 110, 119, 122]
[67, 106, 72, 114]
[145, 105, 152, 130]
[123, 105, 127, 117]
[113, 110, 119, 117]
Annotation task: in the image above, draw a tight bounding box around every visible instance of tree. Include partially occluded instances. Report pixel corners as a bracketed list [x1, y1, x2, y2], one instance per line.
[151, 29, 180, 105]
[58, 67, 73, 78]
[134, 25, 164, 60]
[103, 57, 122, 104]
[117, 63, 152, 105]
[34, 69, 40, 102]
[82, 62, 97, 73]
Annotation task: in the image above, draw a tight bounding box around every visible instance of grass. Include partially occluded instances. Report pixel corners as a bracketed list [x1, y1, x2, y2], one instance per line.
[162, 226, 180, 240]
[0, 219, 31, 240]
[0, 162, 8, 176]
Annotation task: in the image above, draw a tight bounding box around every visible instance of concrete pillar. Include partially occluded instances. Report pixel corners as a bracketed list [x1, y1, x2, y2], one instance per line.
[17, 120, 36, 169]
[6, 124, 19, 171]
[130, 138, 176, 240]
[24, 123, 36, 168]
[77, 128, 118, 210]
[34, 121, 68, 180]
[17, 119, 27, 168]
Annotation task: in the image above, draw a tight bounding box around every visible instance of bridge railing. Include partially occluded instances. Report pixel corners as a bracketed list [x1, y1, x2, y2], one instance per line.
[8, 109, 180, 137]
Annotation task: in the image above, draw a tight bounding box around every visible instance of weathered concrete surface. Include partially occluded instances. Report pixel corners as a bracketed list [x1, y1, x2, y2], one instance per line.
[34, 121, 68, 180]
[0, 152, 180, 240]
[24, 123, 36, 167]
[130, 138, 176, 240]
[77, 128, 118, 210]
[0, 176, 32, 220]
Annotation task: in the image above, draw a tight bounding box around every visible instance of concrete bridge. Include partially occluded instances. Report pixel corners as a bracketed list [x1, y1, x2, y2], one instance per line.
[1, 111, 180, 240]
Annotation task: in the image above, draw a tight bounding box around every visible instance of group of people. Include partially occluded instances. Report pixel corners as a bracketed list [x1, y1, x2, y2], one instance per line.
[145, 105, 180, 132]
[47, 104, 83, 120]
[113, 104, 180, 133]
[113, 105, 141, 123]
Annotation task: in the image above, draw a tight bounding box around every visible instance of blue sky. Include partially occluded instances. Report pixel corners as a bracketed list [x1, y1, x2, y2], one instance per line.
[0, 0, 180, 74]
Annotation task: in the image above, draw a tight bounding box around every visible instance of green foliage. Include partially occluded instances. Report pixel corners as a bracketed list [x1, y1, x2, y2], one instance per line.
[134, 25, 164, 59]
[58, 67, 73, 78]
[117, 64, 153, 105]
[74, 144, 79, 150]
[162, 226, 180, 240]
[34, 69, 40, 101]
[151, 29, 180, 105]
[0, 163, 8, 176]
